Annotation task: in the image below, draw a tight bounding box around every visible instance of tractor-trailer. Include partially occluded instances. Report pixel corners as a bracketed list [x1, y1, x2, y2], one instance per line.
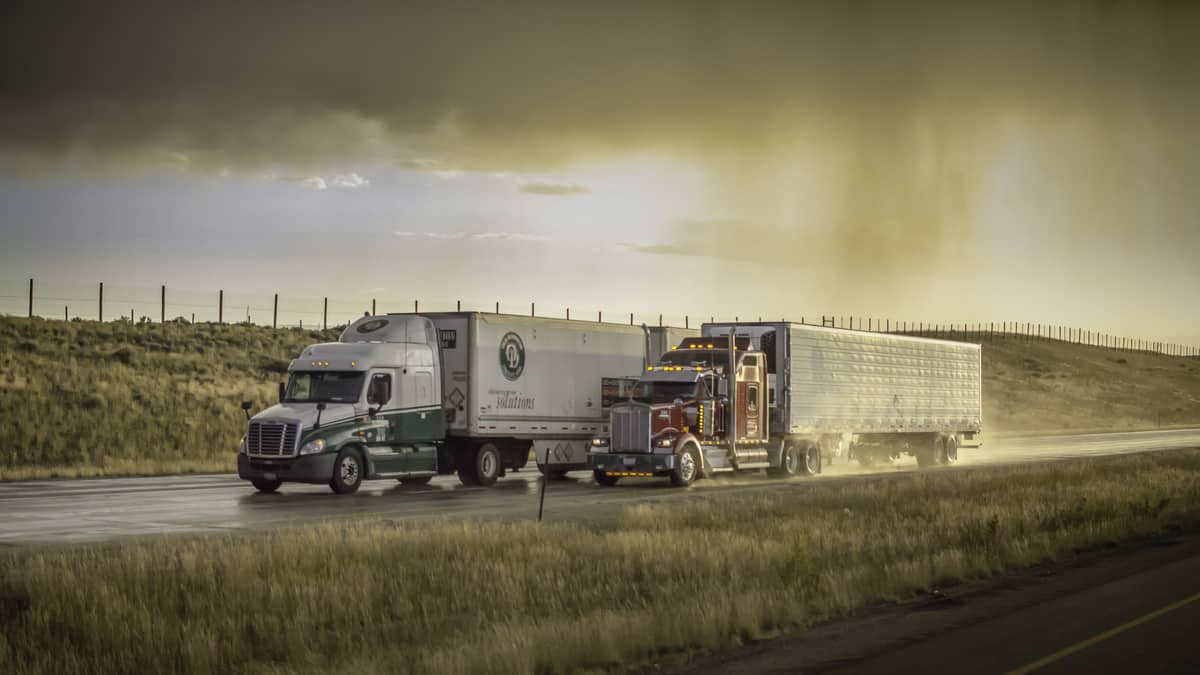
[238, 313, 669, 493]
[588, 322, 981, 486]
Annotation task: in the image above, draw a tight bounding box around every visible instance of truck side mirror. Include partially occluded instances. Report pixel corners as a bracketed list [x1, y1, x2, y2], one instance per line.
[241, 400, 252, 420]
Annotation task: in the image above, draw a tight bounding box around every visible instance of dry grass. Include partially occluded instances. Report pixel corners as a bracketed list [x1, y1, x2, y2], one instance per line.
[2, 450, 1199, 674]
[1, 317, 1198, 480]
[982, 335, 1200, 433]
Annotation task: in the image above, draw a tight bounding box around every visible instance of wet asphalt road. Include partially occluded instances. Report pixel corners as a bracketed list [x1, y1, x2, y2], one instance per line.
[1, 428, 1198, 547]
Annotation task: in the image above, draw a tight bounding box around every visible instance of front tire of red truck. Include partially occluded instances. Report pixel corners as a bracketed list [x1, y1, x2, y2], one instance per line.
[670, 444, 700, 487]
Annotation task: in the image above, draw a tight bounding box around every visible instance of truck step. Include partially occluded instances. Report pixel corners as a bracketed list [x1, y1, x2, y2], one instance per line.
[735, 461, 770, 470]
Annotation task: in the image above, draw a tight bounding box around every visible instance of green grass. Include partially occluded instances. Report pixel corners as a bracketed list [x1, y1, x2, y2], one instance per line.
[2, 450, 1199, 673]
[0, 316, 1197, 479]
[0, 317, 338, 479]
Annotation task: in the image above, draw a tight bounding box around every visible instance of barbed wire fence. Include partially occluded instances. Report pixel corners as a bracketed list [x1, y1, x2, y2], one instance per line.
[2, 277, 1198, 358]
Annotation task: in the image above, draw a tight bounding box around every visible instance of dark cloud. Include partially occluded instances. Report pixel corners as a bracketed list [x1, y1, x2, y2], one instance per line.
[518, 182, 589, 196]
[2, 1, 1198, 298]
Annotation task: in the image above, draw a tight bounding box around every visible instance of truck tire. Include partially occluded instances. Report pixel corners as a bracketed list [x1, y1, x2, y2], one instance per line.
[801, 442, 821, 476]
[473, 442, 503, 487]
[945, 435, 959, 464]
[670, 444, 700, 487]
[594, 471, 620, 486]
[768, 441, 801, 477]
[251, 478, 282, 493]
[397, 476, 433, 485]
[537, 464, 570, 480]
[917, 437, 940, 468]
[329, 447, 364, 494]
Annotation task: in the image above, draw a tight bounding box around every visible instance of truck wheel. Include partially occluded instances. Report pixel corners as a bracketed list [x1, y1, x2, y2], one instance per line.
[768, 442, 801, 477]
[802, 442, 821, 476]
[594, 471, 620, 486]
[670, 445, 700, 487]
[398, 476, 433, 485]
[251, 478, 282, 493]
[945, 435, 959, 464]
[917, 438, 940, 468]
[537, 464, 570, 480]
[473, 442, 503, 487]
[329, 447, 364, 494]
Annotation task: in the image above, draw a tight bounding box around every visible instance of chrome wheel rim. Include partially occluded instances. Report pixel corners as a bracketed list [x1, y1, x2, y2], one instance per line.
[340, 456, 359, 484]
[480, 449, 497, 477]
[679, 451, 696, 482]
[785, 446, 798, 473]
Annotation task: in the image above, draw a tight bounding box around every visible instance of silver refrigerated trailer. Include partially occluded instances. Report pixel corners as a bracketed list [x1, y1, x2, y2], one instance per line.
[589, 321, 982, 487]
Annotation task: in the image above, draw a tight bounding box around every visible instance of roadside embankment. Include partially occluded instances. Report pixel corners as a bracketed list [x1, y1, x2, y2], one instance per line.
[2, 449, 1198, 673]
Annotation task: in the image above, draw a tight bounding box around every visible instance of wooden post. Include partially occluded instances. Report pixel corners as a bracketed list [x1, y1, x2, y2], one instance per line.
[531, 302, 535, 317]
[495, 301, 499, 314]
[130, 308, 134, 323]
[191, 312, 195, 324]
[414, 299, 419, 313]
[323, 297, 328, 329]
[457, 300, 462, 312]
[99, 282, 104, 322]
[160, 285, 166, 323]
[566, 307, 570, 320]
[273, 293, 278, 329]
[64, 305, 68, 321]
[659, 314, 663, 327]
[27, 278, 33, 318]
[685, 315, 689, 328]
[372, 298, 376, 315]
[218, 290, 224, 324]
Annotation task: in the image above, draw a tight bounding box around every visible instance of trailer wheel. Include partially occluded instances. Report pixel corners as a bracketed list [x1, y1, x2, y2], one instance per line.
[329, 447, 364, 494]
[802, 442, 821, 476]
[251, 478, 282, 493]
[537, 464, 570, 480]
[594, 471, 620, 486]
[917, 438, 940, 468]
[942, 435, 959, 464]
[397, 476, 433, 485]
[769, 442, 801, 477]
[473, 442, 503, 487]
[670, 444, 700, 487]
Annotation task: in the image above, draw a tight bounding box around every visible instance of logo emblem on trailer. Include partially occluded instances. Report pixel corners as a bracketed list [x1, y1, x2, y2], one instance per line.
[498, 332, 525, 381]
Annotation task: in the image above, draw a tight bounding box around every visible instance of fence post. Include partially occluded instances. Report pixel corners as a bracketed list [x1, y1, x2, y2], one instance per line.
[414, 299, 419, 313]
[567, 307, 571, 320]
[28, 278, 33, 318]
[496, 301, 500, 314]
[659, 314, 663, 327]
[685, 315, 689, 328]
[130, 308, 134, 323]
[531, 302, 535, 317]
[161, 285, 166, 323]
[323, 298, 328, 329]
[219, 290, 224, 324]
[457, 300, 462, 312]
[64, 305, 68, 321]
[372, 299, 376, 315]
[98, 282, 104, 322]
[273, 293, 278, 329]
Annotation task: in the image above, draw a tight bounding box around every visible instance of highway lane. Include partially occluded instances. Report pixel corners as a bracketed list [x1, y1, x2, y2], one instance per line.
[1, 427, 1198, 547]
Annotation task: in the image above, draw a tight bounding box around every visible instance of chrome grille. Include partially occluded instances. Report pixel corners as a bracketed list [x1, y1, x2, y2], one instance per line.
[610, 404, 651, 452]
[247, 420, 300, 457]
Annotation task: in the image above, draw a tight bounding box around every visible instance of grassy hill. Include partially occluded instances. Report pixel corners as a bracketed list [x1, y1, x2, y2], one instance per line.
[0, 317, 1197, 479]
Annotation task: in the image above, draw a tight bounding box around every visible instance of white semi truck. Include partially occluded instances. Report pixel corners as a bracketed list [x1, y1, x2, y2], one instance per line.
[589, 322, 982, 486]
[237, 312, 694, 493]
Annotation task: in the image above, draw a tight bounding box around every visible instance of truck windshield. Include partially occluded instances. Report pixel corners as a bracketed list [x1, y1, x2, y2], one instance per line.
[659, 349, 720, 369]
[632, 380, 699, 404]
[284, 371, 365, 403]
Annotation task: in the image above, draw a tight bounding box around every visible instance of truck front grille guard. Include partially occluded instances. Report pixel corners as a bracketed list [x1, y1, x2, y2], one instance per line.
[611, 406, 651, 453]
[247, 420, 301, 457]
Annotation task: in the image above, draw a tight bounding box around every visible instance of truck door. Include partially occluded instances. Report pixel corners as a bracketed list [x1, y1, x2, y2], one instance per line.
[737, 354, 766, 440]
[365, 372, 406, 474]
[398, 343, 440, 473]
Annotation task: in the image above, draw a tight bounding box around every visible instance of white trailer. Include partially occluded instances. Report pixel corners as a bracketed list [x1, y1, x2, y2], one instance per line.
[422, 312, 650, 477]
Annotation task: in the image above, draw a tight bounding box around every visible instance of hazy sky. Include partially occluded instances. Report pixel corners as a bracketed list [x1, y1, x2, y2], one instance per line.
[1, 1, 1198, 342]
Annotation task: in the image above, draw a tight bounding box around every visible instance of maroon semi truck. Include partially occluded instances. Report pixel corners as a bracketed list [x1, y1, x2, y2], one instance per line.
[587, 322, 983, 486]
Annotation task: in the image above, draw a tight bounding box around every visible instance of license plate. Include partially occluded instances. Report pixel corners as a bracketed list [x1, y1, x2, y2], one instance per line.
[623, 457, 637, 466]
[263, 472, 277, 481]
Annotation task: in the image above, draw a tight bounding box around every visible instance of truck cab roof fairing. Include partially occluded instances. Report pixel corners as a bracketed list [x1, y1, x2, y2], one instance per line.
[340, 315, 435, 345]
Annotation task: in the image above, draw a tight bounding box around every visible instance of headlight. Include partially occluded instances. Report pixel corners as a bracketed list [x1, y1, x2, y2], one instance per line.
[591, 437, 608, 447]
[298, 438, 327, 455]
[657, 437, 674, 447]
[238, 435, 246, 455]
